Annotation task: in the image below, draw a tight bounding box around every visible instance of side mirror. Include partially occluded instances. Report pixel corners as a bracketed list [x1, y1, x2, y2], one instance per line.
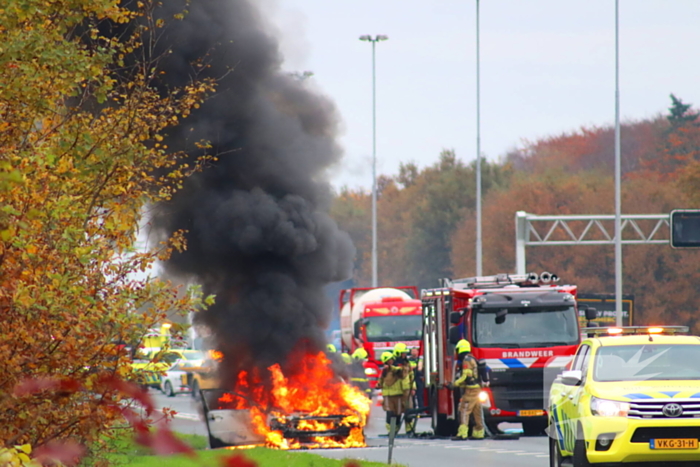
[448, 327, 461, 345]
[495, 309, 508, 325]
[560, 369, 583, 386]
[579, 304, 599, 320]
[586, 307, 598, 321]
[585, 307, 598, 321]
[353, 320, 363, 339]
[450, 311, 463, 325]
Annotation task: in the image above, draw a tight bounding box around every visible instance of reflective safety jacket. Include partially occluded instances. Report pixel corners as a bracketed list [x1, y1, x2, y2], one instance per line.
[400, 362, 416, 392]
[377, 365, 404, 396]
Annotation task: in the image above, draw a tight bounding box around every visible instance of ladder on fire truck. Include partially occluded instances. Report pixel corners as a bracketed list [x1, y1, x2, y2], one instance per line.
[438, 271, 559, 290]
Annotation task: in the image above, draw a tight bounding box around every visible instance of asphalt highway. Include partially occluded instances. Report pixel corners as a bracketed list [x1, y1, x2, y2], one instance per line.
[152, 390, 549, 467]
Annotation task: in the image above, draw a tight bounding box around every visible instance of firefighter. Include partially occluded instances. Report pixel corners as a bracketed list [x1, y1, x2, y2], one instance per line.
[349, 348, 371, 397]
[392, 342, 409, 365]
[376, 351, 404, 434]
[408, 348, 424, 409]
[340, 352, 352, 365]
[452, 339, 485, 440]
[393, 343, 416, 434]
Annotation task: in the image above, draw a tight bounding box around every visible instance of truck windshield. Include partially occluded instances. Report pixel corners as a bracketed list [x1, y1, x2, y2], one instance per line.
[593, 344, 700, 382]
[365, 316, 422, 342]
[473, 306, 579, 348]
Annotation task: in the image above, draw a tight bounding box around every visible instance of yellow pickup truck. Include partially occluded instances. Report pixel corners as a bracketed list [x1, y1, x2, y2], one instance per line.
[548, 326, 700, 466]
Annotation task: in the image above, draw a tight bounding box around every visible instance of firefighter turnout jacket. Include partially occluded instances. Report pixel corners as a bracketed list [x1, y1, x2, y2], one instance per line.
[377, 364, 404, 396]
[454, 353, 480, 389]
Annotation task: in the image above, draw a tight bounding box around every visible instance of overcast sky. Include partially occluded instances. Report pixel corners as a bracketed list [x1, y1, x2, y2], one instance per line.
[266, 1, 700, 190]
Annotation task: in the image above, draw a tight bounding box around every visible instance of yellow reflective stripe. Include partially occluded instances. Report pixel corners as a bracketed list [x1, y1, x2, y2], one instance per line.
[454, 368, 473, 386]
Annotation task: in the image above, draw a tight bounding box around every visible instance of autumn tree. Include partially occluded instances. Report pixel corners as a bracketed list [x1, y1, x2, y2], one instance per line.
[451, 169, 700, 332]
[330, 188, 371, 283]
[0, 0, 213, 454]
[668, 94, 699, 125]
[331, 151, 511, 288]
[332, 100, 700, 332]
[657, 95, 700, 175]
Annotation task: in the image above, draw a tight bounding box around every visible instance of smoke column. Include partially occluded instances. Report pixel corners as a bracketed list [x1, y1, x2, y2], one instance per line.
[150, 0, 354, 386]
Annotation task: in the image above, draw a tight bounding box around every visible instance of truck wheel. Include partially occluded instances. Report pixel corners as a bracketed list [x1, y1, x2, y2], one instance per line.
[522, 419, 548, 436]
[573, 425, 592, 467]
[549, 435, 563, 467]
[163, 381, 175, 398]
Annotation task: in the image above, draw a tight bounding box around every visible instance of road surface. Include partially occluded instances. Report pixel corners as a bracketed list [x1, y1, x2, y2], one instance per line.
[152, 390, 549, 467]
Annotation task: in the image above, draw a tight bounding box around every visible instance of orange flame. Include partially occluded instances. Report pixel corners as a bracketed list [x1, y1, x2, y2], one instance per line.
[217, 351, 370, 449]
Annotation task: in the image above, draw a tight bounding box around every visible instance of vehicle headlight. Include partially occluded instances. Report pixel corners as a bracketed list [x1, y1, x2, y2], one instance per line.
[364, 367, 378, 376]
[478, 390, 491, 408]
[590, 397, 630, 417]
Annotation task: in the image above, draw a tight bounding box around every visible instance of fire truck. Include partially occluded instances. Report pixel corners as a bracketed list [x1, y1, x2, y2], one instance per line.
[340, 287, 422, 387]
[421, 272, 596, 437]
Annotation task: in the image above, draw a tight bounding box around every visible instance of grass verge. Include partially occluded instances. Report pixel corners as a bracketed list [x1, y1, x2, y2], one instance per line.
[103, 431, 393, 467]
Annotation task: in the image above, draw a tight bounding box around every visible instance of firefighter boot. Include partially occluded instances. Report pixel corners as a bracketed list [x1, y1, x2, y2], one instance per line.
[451, 424, 469, 441]
[394, 415, 403, 434]
[471, 428, 485, 439]
[405, 417, 415, 436]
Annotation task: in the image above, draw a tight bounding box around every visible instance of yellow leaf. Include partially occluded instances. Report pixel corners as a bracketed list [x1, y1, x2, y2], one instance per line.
[15, 444, 31, 455]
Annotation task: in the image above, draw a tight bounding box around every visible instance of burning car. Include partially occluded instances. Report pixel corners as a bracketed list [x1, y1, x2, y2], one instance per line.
[198, 351, 370, 450]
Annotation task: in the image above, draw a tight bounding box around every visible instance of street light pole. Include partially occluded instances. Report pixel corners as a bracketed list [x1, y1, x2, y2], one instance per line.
[614, 0, 623, 326]
[475, 0, 483, 276]
[360, 34, 388, 288]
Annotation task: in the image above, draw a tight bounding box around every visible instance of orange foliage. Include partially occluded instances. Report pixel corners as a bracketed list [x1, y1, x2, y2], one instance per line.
[331, 100, 700, 334]
[0, 0, 213, 454]
[451, 174, 700, 332]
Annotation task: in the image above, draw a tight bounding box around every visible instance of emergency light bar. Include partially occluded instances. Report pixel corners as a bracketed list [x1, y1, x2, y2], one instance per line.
[445, 272, 559, 289]
[581, 326, 689, 336]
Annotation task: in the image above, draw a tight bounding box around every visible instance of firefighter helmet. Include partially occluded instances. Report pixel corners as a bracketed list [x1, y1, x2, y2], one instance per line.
[393, 342, 408, 355]
[326, 343, 337, 353]
[352, 348, 368, 360]
[381, 351, 394, 363]
[455, 339, 471, 354]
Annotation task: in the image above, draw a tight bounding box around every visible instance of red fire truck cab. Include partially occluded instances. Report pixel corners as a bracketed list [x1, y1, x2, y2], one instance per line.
[421, 272, 596, 437]
[340, 286, 422, 388]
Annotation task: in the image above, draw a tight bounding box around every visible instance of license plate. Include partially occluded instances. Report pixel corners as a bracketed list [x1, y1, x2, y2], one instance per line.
[518, 410, 544, 417]
[650, 439, 698, 450]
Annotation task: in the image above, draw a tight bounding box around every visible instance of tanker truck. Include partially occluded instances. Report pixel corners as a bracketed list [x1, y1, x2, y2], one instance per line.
[339, 287, 422, 387]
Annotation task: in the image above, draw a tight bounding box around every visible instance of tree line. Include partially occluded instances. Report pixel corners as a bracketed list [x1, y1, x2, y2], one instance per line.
[331, 95, 700, 332]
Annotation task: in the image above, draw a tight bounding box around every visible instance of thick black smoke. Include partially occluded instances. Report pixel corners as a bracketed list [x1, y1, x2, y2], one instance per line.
[150, 0, 354, 386]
